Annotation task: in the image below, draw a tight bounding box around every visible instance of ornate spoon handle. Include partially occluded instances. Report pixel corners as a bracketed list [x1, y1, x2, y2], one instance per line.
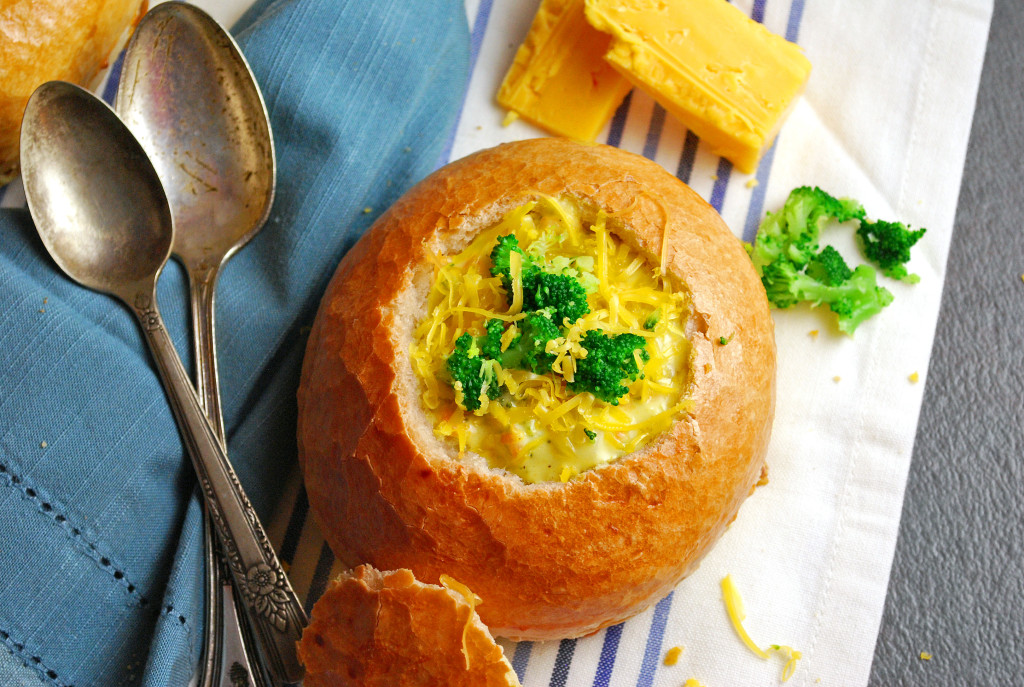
[131, 287, 307, 685]
[189, 267, 270, 687]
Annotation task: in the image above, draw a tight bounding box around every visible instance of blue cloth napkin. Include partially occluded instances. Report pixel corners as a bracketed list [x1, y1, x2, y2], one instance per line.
[0, 0, 469, 684]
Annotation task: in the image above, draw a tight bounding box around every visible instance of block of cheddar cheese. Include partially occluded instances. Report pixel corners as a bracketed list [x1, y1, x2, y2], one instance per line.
[497, 0, 632, 141]
[585, 0, 811, 173]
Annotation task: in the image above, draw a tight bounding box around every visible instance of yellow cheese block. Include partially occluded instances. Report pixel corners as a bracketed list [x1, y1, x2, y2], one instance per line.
[497, 0, 632, 141]
[585, 0, 811, 173]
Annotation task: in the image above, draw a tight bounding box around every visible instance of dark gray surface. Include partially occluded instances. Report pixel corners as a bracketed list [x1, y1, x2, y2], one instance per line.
[869, 0, 1024, 684]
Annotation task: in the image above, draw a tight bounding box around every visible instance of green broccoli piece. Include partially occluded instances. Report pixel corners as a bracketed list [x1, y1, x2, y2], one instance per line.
[822, 265, 896, 334]
[749, 186, 865, 273]
[584, 428, 597, 441]
[479, 318, 505, 361]
[488, 234, 528, 285]
[643, 308, 662, 330]
[749, 187, 903, 335]
[498, 310, 560, 374]
[761, 260, 893, 335]
[446, 333, 501, 411]
[805, 245, 853, 286]
[525, 271, 590, 325]
[490, 234, 591, 325]
[856, 219, 926, 283]
[569, 331, 649, 404]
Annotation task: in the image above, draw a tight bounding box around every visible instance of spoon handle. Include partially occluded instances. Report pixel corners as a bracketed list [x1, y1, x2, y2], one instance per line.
[188, 268, 271, 687]
[188, 269, 227, 439]
[131, 288, 307, 685]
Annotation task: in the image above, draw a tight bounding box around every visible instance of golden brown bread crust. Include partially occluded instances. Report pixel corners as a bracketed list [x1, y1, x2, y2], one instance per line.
[297, 138, 776, 640]
[299, 566, 520, 687]
[0, 0, 146, 184]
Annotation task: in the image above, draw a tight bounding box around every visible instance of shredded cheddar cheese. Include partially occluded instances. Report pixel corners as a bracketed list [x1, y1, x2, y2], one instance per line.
[439, 574, 483, 669]
[409, 195, 691, 483]
[721, 575, 802, 682]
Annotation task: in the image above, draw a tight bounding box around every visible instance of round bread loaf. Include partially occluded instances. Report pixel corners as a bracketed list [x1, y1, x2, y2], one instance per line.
[0, 0, 146, 184]
[297, 138, 776, 640]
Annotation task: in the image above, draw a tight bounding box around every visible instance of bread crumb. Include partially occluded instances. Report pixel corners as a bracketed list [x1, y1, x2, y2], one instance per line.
[502, 110, 519, 127]
[40, 441, 47, 448]
[832, 375, 841, 383]
[745, 177, 759, 189]
[808, 329, 819, 339]
[908, 371, 920, 383]
[919, 651, 932, 660]
[664, 645, 683, 666]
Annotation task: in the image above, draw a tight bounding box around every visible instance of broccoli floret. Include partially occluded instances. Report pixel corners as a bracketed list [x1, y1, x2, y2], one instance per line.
[749, 186, 916, 334]
[643, 308, 662, 330]
[762, 260, 893, 335]
[584, 428, 597, 441]
[499, 310, 560, 374]
[821, 266, 897, 335]
[479, 318, 505, 360]
[446, 333, 501, 411]
[490, 234, 591, 325]
[805, 245, 853, 286]
[569, 331, 649, 404]
[489, 234, 526, 284]
[749, 186, 865, 273]
[856, 219, 926, 283]
[525, 271, 590, 325]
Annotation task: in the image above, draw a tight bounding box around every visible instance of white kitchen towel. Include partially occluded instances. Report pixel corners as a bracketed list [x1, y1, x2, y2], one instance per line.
[0, 1, 990, 685]
[434, 1, 993, 686]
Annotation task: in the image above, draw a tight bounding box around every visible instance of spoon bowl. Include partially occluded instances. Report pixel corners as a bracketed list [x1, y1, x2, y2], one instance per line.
[117, 2, 274, 268]
[20, 81, 172, 298]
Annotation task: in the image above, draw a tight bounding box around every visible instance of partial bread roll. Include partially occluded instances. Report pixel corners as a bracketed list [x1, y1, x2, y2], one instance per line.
[299, 566, 520, 687]
[298, 138, 776, 640]
[0, 0, 147, 184]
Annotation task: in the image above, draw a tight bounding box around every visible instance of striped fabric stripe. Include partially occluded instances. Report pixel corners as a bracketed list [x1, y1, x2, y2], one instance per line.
[265, 1, 811, 684]
[591, 623, 623, 687]
[635, 593, 675, 687]
[438, 0, 495, 167]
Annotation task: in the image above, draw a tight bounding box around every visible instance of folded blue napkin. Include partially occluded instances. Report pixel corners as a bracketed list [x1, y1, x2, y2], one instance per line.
[0, 1, 469, 684]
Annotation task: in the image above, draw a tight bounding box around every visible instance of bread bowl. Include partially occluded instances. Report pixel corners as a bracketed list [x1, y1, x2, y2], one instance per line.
[299, 565, 520, 687]
[297, 137, 776, 640]
[0, 0, 146, 184]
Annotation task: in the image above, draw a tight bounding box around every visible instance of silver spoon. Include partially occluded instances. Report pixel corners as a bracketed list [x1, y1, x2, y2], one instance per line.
[20, 81, 307, 685]
[115, 5, 277, 686]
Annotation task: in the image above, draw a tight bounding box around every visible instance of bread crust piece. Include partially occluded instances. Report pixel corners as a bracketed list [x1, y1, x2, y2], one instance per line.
[299, 566, 520, 687]
[0, 0, 147, 183]
[298, 138, 776, 640]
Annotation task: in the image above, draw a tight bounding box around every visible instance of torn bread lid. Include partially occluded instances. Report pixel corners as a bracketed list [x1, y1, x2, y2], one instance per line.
[299, 565, 521, 687]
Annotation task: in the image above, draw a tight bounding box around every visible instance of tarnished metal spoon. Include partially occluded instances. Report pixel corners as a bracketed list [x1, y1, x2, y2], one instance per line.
[20, 81, 306, 685]
[115, 4, 277, 686]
